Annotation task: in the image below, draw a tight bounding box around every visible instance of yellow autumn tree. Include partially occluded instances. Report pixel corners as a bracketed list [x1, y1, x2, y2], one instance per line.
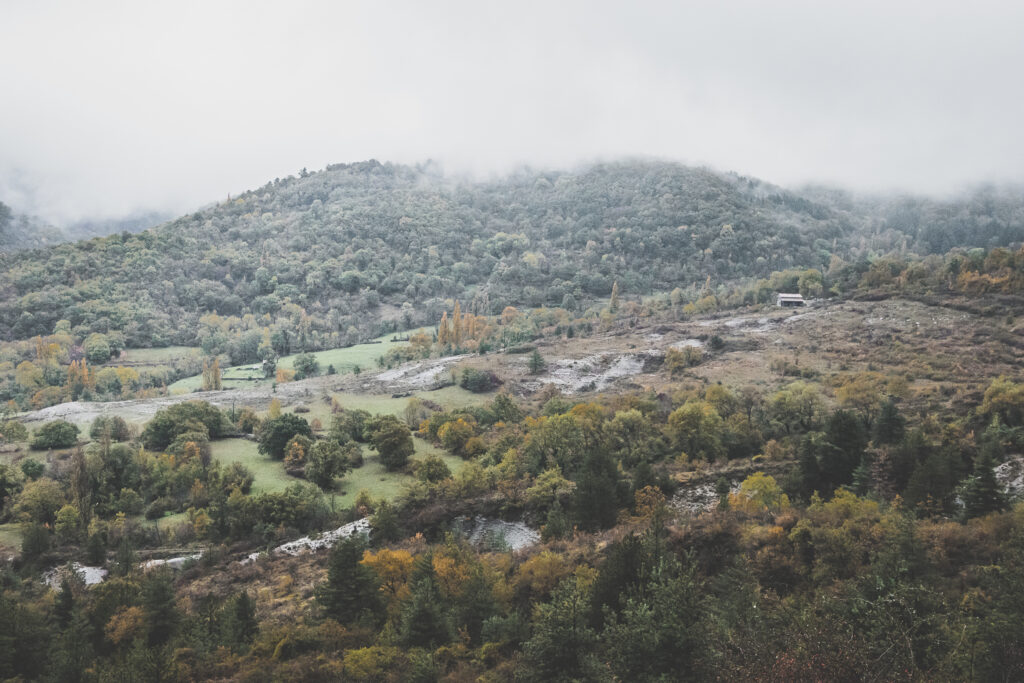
[202, 358, 223, 390]
[452, 300, 463, 347]
[438, 311, 450, 347]
[361, 548, 414, 615]
[15, 360, 45, 390]
[66, 358, 93, 399]
[105, 606, 145, 646]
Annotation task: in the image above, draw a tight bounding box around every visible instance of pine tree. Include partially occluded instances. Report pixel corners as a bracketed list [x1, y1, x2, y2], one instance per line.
[528, 349, 546, 374]
[518, 577, 603, 682]
[86, 531, 106, 565]
[370, 500, 400, 543]
[794, 436, 823, 501]
[715, 476, 731, 510]
[141, 569, 179, 646]
[542, 501, 569, 541]
[55, 578, 74, 628]
[572, 447, 621, 531]
[852, 454, 874, 495]
[223, 591, 258, 648]
[874, 400, 906, 445]
[316, 535, 380, 624]
[48, 607, 95, 683]
[962, 452, 1007, 518]
[399, 574, 453, 649]
[114, 537, 136, 577]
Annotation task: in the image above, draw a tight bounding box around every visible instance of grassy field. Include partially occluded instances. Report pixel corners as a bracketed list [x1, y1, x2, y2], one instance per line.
[293, 385, 491, 428]
[208, 434, 465, 503]
[149, 510, 189, 530]
[210, 438, 297, 494]
[0, 523, 20, 550]
[168, 329, 427, 394]
[121, 346, 201, 364]
[0, 448, 26, 467]
[338, 438, 466, 501]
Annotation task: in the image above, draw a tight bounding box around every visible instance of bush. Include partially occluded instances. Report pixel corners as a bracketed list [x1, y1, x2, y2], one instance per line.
[416, 454, 452, 483]
[292, 353, 320, 380]
[20, 459, 44, 480]
[460, 368, 501, 393]
[21, 522, 50, 559]
[664, 346, 703, 376]
[343, 442, 364, 468]
[0, 420, 29, 443]
[331, 410, 371, 443]
[145, 497, 174, 520]
[31, 421, 80, 450]
[90, 415, 132, 442]
[141, 401, 227, 451]
[257, 414, 313, 460]
[223, 462, 255, 494]
[236, 407, 260, 434]
[366, 415, 414, 471]
[84, 333, 112, 363]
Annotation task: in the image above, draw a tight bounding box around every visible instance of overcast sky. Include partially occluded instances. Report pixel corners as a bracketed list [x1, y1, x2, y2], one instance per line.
[2, 0, 1023, 223]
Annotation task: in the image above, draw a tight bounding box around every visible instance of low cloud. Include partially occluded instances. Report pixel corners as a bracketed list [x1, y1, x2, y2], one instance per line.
[2, 0, 1022, 223]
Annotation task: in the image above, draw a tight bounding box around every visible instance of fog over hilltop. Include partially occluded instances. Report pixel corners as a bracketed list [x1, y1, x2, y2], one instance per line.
[1, 0, 1023, 224]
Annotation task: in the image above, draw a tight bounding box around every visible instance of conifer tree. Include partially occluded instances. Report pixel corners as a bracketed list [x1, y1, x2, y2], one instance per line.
[963, 452, 1007, 518]
[224, 591, 258, 648]
[519, 577, 603, 682]
[49, 607, 94, 683]
[54, 577, 74, 628]
[874, 400, 906, 445]
[317, 535, 380, 624]
[610, 281, 620, 313]
[399, 571, 453, 649]
[141, 569, 179, 646]
[528, 349, 546, 374]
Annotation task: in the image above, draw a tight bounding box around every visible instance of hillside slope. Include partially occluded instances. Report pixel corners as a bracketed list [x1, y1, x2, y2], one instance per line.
[0, 201, 65, 252]
[1, 160, 1022, 349]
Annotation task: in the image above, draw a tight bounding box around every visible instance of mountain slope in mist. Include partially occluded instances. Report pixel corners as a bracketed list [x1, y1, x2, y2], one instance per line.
[1, 159, 1022, 348]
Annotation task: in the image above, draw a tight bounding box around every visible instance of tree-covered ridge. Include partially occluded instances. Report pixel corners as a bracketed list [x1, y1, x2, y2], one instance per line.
[3, 159, 1022, 349]
[0, 201, 66, 253]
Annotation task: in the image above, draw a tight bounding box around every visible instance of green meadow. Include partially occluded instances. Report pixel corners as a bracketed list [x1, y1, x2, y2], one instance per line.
[210, 434, 466, 502]
[168, 329, 428, 394]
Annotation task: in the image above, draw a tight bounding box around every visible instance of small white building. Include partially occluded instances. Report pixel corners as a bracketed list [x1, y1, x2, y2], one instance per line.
[776, 293, 806, 307]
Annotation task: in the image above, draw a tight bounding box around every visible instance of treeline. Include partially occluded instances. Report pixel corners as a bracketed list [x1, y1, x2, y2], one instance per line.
[3, 160, 1022, 351]
[0, 402, 341, 564]
[0, 326, 201, 411]
[0, 200, 65, 252]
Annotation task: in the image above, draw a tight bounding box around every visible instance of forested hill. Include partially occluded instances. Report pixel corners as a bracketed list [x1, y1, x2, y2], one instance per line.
[1, 159, 1023, 348]
[0, 201, 66, 252]
[0, 201, 171, 254]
